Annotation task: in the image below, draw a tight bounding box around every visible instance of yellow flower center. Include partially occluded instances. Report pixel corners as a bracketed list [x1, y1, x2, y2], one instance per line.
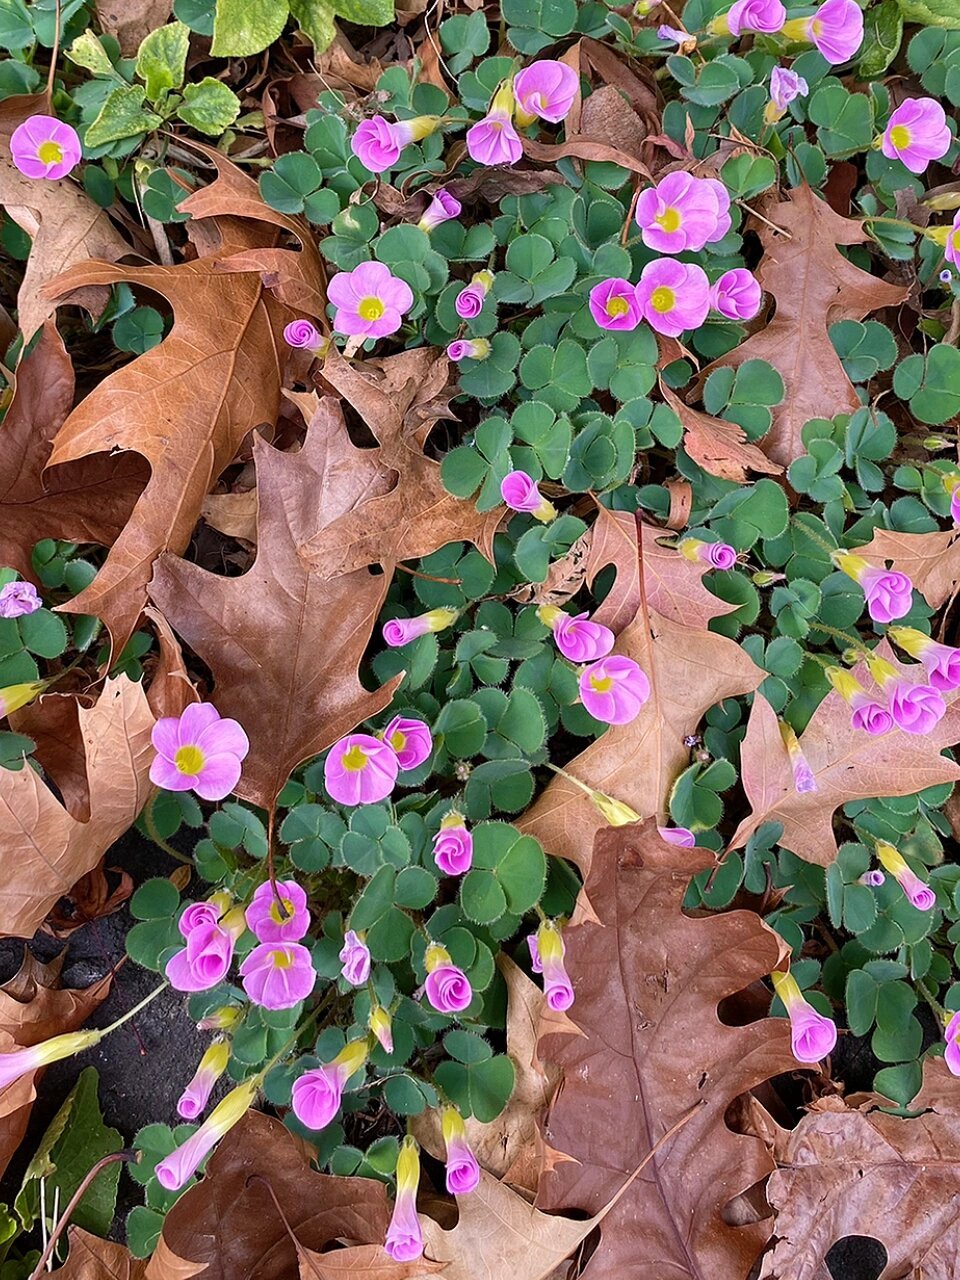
[650, 286, 676, 314]
[655, 206, 682, 233]
[389, 729, 408, 752]
[889, 124, 912, 151]
[952, 229, 960, 252]
[606, 295, 631, 318]
[341, 744, 369, 771]
[589, 673, 614, 693]
[37, 140, 63, 165]
[810, 17, 823, 35]
[269, 897, 295, 924]
[270, 948, 293, 969]
[174, 745, 205, 776]
[357, 296, 385, 321]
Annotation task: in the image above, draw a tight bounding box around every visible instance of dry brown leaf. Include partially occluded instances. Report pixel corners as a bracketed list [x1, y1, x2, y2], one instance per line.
[0, 161, 132, 342]
[854, 525, 960, 611]
[149, 398, 401, 812]
[535, 820, 794, 1280]
[94, 0, 173, 54]
[10, 692, 92, 820]
[578, 86, 647, 161]
[200, 489, 259, 543]
[0, 953, 112, 1178]
[660, 383, 782, 483]
[299, 348, 501, 575]
[521, 134, 652, 178]
[519, 511, 757, 873]
[44, 860, 133, 937]
[759, 1060, 960, 1280]
[729, 657, 960, 865]
[0, 322, 146, 583]
[0, 675, 155, 937]
[146, 1111, 394, 1280]
[52, 1228, 149, 1279]
[298, 1243, 442, 1279]
[43, 160, 323, 654]
[697, 186, 909, 466]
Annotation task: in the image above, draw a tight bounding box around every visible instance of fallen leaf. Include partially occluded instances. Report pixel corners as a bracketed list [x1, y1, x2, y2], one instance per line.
[0, 675, 155, 937]
[94, 0, 174, 54]
[0, 953, 112, 1178]
[298, 1243, 442, 1279]
[854, 525, 960, 611]
[44, 861, 133, 938]
[0, 161, 133, 343]
[0, 322, 146, 584]
[760, 1059, 960, 1280]
[521, 135, 652, 179]
[535, 820, 794, 1280]
[144, 605, 200, 722]
[447, 168, 568, 203]
[146, 1111, 395, 1280]
[299, 348, 501, 576]
[149, 398, 402, 812]
[696, 186, 909, 466]
[729, 658, 960, 866]
[660, 383, 782, 483]
[578, 86, 648, 162]
[43, 159, 322, 653]
[200, 489, 259, 543]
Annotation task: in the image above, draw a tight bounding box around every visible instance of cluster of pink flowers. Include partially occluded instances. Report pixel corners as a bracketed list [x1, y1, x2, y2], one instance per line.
[0, 580, 42, 618]
[771, 970, 838, 1064]
[827, 651, 948, 739]
[466, 61, 579, 167]
[324, 715, 433, 805]
[150, 704, 250, 803]
[528, 919, 575, 1011]
[239, 880, 317, 1010]
[533, 602, 649, 725]
[165, 893, 245, 993]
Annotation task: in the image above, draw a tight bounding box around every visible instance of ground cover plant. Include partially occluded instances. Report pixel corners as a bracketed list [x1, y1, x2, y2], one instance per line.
[3, 0, 960, 1276]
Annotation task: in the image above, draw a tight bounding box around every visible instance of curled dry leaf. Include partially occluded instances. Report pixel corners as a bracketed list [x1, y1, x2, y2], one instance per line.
[697, 185, 909, 467]
[660, 383, 782, 483]
[298, 1242, 443, 1279]
[535, 820, 794, 1280]
[759, 1059, 960, 1280]
[149, 398, 402, 812]
[853, 525, 960, 611]
[52, 1228, 148, 1279]
[0, 676, 155, 937]
[729, 658, 960, 866]
[521, 135, 652, 179]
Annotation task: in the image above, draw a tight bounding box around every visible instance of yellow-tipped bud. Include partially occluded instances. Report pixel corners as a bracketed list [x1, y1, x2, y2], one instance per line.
[441, 1104, 467, 1145]
[395, 1134, 421, 1192]
[536, 604, 563, 629]
[825, 666, 864, 703]
[424, 607, 460, 633]
[490, 80, 516, 121]
[0, 680, 45, 719]
[590, 790, 642, 827]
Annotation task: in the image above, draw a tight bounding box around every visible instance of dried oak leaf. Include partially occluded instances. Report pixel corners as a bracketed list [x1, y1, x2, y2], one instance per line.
[298, 1243, 442, 1279]
[0, 322, 146, 583]
[52, 1228, 148, 1279]
[299, 348, 501, 576]
[853, 525, 960, 611]
[660, 383, 782, 483]
[0, 675, 155, 937]
[146, 1111, 395, 1280]
[43, 159, 323, 654]
[729, 658, 960, 866]
[519, 516, 761, 874]
[535, 819, 794, 1280]
[0, 952, 112, 1178]
[94, 0, 173, 54]
[149, 398, 401, 812]
[697, 185, 908, 467]
[759, 1060, 960, 1280]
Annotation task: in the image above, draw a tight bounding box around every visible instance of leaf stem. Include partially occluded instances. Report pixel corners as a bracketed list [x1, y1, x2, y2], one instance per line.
[807, 621, 873, 657]
[142, 793, 193, 865]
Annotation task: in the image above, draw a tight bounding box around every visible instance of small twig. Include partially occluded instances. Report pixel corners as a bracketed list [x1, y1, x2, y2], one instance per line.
[395, 563, 462, 585]
[946, 297, 960, 347]
[737, 200, 792, 239]
[45, 0, 61, 102]
[28, 1152, 134, 1280]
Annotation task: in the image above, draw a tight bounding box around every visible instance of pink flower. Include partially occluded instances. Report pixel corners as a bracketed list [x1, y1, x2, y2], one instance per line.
[424, 943, 472, 1014]
[501, 471, 557, 522]
[635, 259, 711, 337]
[239, 942, 316, 1010]
[770, 66, 809, 111]
[946, 212, 960, 271]
[339, 929, 371, 985]
[150, 703, 249, 802]
[588, 277, 644, 331]
[658, 24, 691, 44]
[859, 870, 886, 887]
[166, 911, 244, 993]
[455, 271, 494, 318]
[177, 1041, 230, 1121]
[887, 680, 946, 736]
[369, 1004, 394, 1053]
[850, 693, 893, 736]
[781, 720, 817, 795]
[514, 60, 580, 125]
[291, 1040, 368, 1130]
[0, 581, 41, 618]
[771, 971, 837, 1064]
[882, 99, 951, 175]
[447, 338, 491, 361]
[156, 1080, 258, 1191]
[876, 841, 937, 910]
[944, 1011, 960, 1077]
[442, 1107, 481, 1195]
[532, 920, 574, 1012]
[466, 82, 523, 167]
[710, 268, 762, 321]
[382, 607, 458, 648]
[0, 1029, 101, 1093]
[419, 188, 461, 232]
[537, 605, 614, 663]
[324, 733, 399, 805]
[635, 172, 729, 254]
[10, 114, 82, 180]
[327, 262, 414, 340]
[385, 1137, 424, 1262]
[244, 879, 309, 944]
[433, 814, 473, 875]
[350, 114, 440, 172]
[726, 0, 786, 34]
[579, 655, 651, 725]
[283, 319, 322, 350]
[833, 552, 913, 623]
[382, 716, 432, 771]
[952, 484, 960, 528]
[680, 537, 738, 570]
[782, 0, 863, 64]
[888, 625, 960, 692]
[658, 826, 697, 847]
[179, 895, 229, 939]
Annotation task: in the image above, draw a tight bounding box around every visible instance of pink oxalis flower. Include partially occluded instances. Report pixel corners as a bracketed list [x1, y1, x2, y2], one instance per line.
[447, 337, 491, 362]
[424, 942, 473, 1014]
[634, 259, 712, 337]
[888, 626, 960, 692]
[709, 268, 762, 321]
[150, 703, 249, 802]
[239, 942, 317, 1010]
[244, 879, 310, 944]
[529, 920, 575, 1011]
[679, 538, 738, 570]
[156, 1080, 258, 1191]
[769, 66, 809, 113]
[419, 188, 461, 232]
[382, 607, 458, 648]
[579, 655, 651, 724]
[455, 270, 494, 318]
[339, 929, 371, 985]
[881, 98, 951, 175]
[635, 172, 731, 254]
[0, 581, 41, 618]
[433, 813, 474, 876]
[866, 655, 946, 736]
[466, 82, 522, 166]
[833, 552, 914, 623]
[659, 826, 697, 847]
[10, 114, 81, 180]
[876, 841, 937, 910]
[165, 909, 245, 993]
[385, 1137, 424, 1262]
[382, 715, 433, 771]
[943, 1011, 960, 1077]
[771, 970, 838, 1064]
[501, 470, 557, 521]
[537, 605, 614, 663]
[725, 0, 786, 34]
[513, 60, 580, 125]
[324, 733, 400, 805]
[826, 667, 894, 736]
[442, 1106, 481, 1195]
[350, 114, 439, 172]
[283, 319, 322, 350]
[782, 0, 863, 65]
[327, 262, 414, 339]
[291, 1039, 368, 1130]
[177, 1041, 230, 1121]
[588, 277, 644, 331]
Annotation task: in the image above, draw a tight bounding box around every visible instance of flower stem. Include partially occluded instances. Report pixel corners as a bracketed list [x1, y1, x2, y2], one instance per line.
[807, 621, 873, 657]
[142, 793, 193, 865]
[792, 519, 838, 558]
[917, 978, 948, 1023]
[101, 982, 168, 1036]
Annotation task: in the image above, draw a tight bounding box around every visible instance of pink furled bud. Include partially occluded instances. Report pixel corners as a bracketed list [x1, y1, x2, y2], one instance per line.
[579, 655, 651, 725]
[859, 870, 886, 887]
[165, 908, 245, 993]
[291, 1039, 368, 1130]
[657, 24, 692, 45]
[339, 929, 371, 986]
[679, 538, 738, 570]
[156, 1078, 259, 1190]
[283, 319, 323, 351]
[833, 552, 914, 624]
[239, 942, 317, 1010]
[781, 0, 863, 65]
[943, 1010, 960, 1077]
[635, 259, 711, 337]
[369, 1004, 394, 1054]
[381, 716, 433, 771]
[769, 66, 809, 113]
[447, 338, 491, 362]
[179, 893, 230, 939]
[10, 114, 81, 180]
[196, 1005, 241, 1032]
[0, 581, 41, 618]
[635, 172, 730, 254]
[888, 625, 960, 692]
[866, 654, 947, 736]
[771, 970, 837, 1064]
[324, 734, 399, 805]
[418, 188, 461, 232]
[876, 841, 937, 911]
[0, 1029, 102, 1092]
[588, 277, 644, 331]
[780, 720, 817, 794]
[244, 879, 309, 944]
[881, 98, 951, 176]
[725, 0, 786, 34]
[424, 943, 472, 1014]
[658, 826, 697, 847]
[382, 607, 459, 648]
[466, 82, 522, 167]
[946, 212, 960, 272]
[455, 271, 494, 318]
[514, 60, 579, 126]
[537, 604, 614, 663]
[709, 268, 762, 321]
[500, 471, 557, 522]
[385, 1136, 424, 1262]
[826, 666, 893, 736]
[532, 919, 574, 1011]
[177, 1041, 230, 1120]
[350, 114, 440, 172]
[433, 813, 473, 876]
[441, 1106, 481, 1195]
